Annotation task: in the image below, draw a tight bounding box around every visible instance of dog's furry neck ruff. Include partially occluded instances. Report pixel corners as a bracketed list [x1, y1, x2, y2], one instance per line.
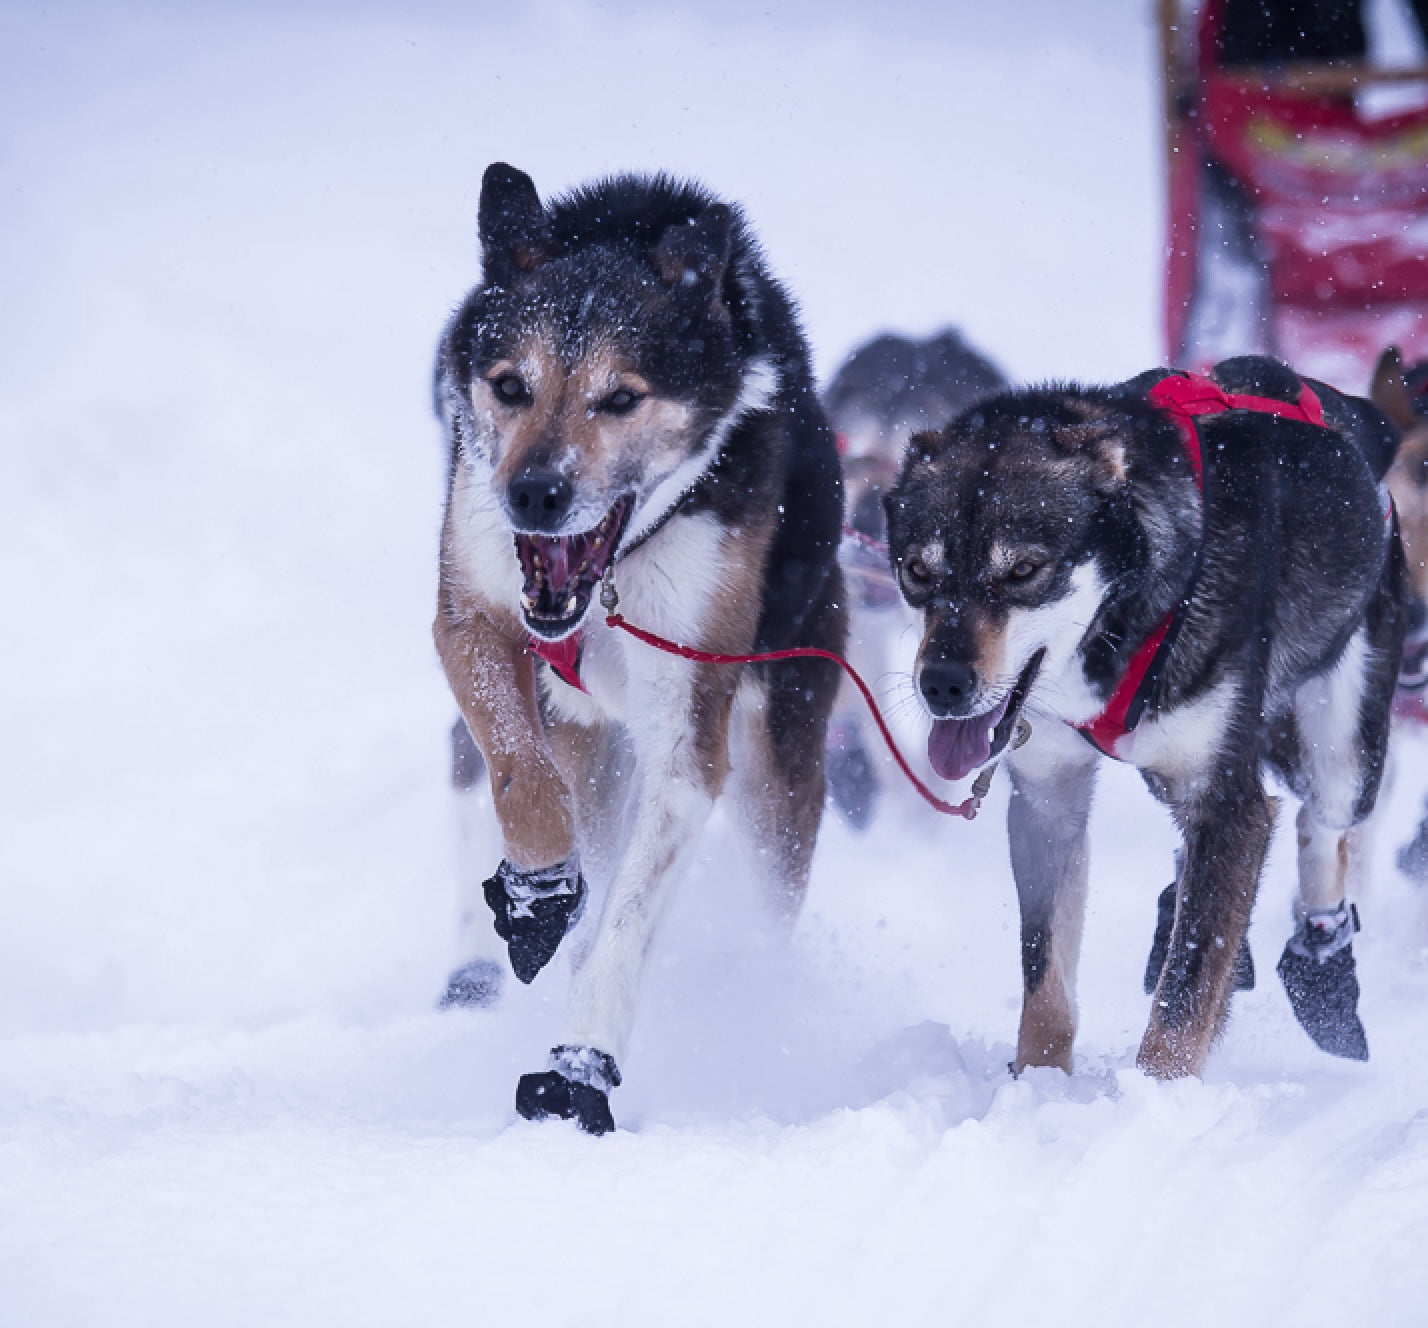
[616, 355, 781, 560]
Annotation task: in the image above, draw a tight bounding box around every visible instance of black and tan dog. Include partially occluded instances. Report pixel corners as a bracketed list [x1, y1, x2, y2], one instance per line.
[433, 165, 845, 1132]
[1370, 348, 1428, 879]
[885, 356, 1404, 1078]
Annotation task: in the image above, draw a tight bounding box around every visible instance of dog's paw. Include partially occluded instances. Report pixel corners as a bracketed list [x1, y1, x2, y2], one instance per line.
[1143, 881, 1254, 995]
[1277, 905, 1368, 1061]
[438, 958, 503, 1009]
[826, 720, 879, 831]
[1396, 821, 1428, 883]
[515, 1046, 621, 1136]
[482, 858, 587, 984]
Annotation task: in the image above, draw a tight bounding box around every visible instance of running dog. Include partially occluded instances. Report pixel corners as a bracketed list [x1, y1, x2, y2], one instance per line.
[1370, 348, 1428, 878]
[822, 331, 1006, 828]
[885, 356, 1404, 1078]
[433, 164, 845, 1132]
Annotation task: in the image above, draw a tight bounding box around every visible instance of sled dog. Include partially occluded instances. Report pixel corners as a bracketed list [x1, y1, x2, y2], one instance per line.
[821, 330, 1006, 828]
[1370, 349, 1428, 879]
[885, 356, 1404, 1077]
[433, 164, 845, 1132]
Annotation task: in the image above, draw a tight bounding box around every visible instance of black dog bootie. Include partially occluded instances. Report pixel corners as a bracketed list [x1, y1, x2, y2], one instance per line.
[516, 1045, 620, 1136]
[1143, 882, 1255, 995]
[483, 857, 587, 984]
[1277, 902, 1368, 1061]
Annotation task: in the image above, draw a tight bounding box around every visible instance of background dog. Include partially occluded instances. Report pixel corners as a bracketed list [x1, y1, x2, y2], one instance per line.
[821, 330, 1006, 828]
[433, 164, 845, 1132]
[1370, 348, 1428, 878]
[885, 356, 1404, 1078]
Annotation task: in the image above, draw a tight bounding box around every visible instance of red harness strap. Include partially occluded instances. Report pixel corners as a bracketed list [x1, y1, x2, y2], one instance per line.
[1075, 371, 1327, 757]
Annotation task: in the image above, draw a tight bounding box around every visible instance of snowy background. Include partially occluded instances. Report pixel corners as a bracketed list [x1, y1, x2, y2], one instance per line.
[4, 0, 1428, 1323]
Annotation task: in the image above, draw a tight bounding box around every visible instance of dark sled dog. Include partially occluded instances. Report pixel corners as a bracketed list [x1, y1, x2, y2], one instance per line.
[822, 331, 1006, 828]
[885, 356, 1404, 1078]
[826, 330, 1007, 550]
[432, 164, 845, 1132]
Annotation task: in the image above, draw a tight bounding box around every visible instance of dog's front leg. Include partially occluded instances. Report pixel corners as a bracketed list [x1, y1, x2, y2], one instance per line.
[434, 588, 586, 984]
[1139, 765, 1275, 1079]
[1006, 724, 1099, 1073]
[517, 654, 738, 1134]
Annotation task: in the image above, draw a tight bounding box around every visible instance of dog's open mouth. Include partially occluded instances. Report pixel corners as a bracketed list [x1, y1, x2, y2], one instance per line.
[927, 649, 1045, 782]
[515, 496, 633, 640]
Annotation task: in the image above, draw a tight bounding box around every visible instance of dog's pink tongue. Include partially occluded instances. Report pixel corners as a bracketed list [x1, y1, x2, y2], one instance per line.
[927, 697, 1010, 782]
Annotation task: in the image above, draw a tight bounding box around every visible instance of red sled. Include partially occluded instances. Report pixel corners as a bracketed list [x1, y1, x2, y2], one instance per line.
[1161, 0, 1428, 392]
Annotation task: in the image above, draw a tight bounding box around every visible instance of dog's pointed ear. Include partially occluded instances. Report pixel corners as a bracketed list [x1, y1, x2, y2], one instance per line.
[479, 162, 556, 280]
[903, 428, 951, 468]
[650, 204, 732, 292]
[1371, 347, 1418, 432]
[1053, 414, 1129, 494]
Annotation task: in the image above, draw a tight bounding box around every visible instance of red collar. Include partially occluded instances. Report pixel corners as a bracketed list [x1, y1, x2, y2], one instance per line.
[1075, 371, 1326, 757]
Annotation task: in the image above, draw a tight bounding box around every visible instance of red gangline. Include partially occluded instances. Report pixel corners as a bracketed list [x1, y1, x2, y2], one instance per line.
[604, 611, 980, 820]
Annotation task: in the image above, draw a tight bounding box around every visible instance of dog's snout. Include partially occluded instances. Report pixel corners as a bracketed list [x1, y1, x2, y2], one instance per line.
[920, 659, 977, 716]
[508, 468, 573, 532]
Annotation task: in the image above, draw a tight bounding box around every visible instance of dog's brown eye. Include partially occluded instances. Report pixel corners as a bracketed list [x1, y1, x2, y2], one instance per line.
[900, 557, 933, 594]
[1007, 559, 1042, 582]
[490, 374, 530, 406]
[599, 388, 643, 416]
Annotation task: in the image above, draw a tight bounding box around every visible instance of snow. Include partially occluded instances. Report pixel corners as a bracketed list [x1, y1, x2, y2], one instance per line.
[3, 1, 1428, 1324]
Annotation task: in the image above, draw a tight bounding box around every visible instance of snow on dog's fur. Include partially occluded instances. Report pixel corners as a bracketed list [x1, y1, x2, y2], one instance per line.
[432, 164, 845, 1132]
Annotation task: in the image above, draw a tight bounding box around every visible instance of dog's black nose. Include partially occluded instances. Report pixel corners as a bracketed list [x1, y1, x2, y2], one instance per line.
[508, 469, 573, 532]
[920, 659, 977, 715]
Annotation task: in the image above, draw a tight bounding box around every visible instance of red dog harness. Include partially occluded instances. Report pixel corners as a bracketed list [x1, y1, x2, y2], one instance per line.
[1075, 371, 1328, 757]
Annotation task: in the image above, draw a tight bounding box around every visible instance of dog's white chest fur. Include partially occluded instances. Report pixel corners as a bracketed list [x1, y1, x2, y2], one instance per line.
[1110, 676, 1237, 782]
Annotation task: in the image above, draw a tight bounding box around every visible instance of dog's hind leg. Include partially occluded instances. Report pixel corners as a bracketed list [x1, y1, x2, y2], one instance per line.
[1278, 616, 1397, 1059]
[729, 647, 843, 926]
[441, 718, 506, 1009]
[1006, 723, 1099, 1074]
[545, 716, 634, 898]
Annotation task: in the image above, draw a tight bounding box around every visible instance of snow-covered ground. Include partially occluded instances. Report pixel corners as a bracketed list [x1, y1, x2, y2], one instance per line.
[4, 2, 1428, 1323]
